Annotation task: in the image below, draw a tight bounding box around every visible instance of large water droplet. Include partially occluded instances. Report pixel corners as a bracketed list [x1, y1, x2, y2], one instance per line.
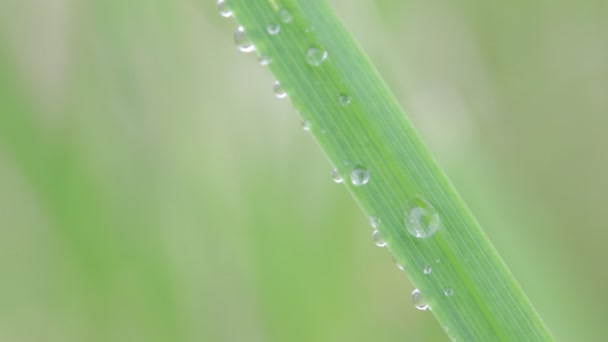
[305, 45, 328, 66]
[372, 230, 386, 247]
[423, 266, 432, 274]
[338, 93, 351, 107]
[279, 8, 293, 23]
[273, 81, 286, 98]
[259, 55, 272, 66]
[444, 288, 454, 297]
[330, 169, 343, 183]
[404, 197, 440, 238]
[267, 23, 280, 35]
[350, 166, 369, 186]
[234, 26, 255, 53]
[217, 0, 233, 18]
[368, 216, 380, 229]
[412, 289, 430, 311]
[301, 120, 311, 131]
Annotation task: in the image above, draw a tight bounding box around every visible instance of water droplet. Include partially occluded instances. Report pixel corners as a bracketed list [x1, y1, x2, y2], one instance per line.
[273, 81, 286, 98]
[412, 289, 430, 311]
[435, 258, 441, 263]
[279, 8, 293, 23]
[217, 0, 233, 18]
[372, 230, 386, 247]
[338, 93, 351, 107]
[301, 120, 311, 131]
[259, 55, 273, 66]
[368, 216, 380, 229]
[392, 255, 404, 271]
[267, 23, 280, 35]
[330, 169, 343, 183]
[350, 166, 369, 186]
[404, 197, 440, 238]
[234, 26, 255, 53]
[444, 288, 454, 297]
[305, 45, 328, 66]
[423, 266, 432, 274]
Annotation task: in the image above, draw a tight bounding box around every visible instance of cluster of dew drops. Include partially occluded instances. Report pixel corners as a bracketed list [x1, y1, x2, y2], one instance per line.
[217, 0, 454, 320]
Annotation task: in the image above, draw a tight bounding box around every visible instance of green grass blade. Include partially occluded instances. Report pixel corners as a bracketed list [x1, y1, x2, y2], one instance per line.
[221, 0, 554, 340]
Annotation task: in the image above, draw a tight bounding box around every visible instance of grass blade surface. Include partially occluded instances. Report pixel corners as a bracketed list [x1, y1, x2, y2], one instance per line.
[222, 0, 554, 340]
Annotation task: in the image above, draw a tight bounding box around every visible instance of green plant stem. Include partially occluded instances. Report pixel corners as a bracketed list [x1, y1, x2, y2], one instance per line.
[224, 0, 553, 340]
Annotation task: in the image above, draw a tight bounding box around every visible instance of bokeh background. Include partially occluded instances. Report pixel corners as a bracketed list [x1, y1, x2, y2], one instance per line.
[1, 0, 607, 341]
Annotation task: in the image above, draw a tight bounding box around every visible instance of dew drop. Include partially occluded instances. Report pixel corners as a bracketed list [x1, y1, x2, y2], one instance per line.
[372, 230, 386, 247]
[368, 216, 380, 229]
[301, 120, 311, 131]
[279, 8, 293, 23]
[404, 197, 440, 238]
[330, 169, 343, 183]
[259, 55, 273, 66]
[350, 166, 369, 186]
[273, 81, 286, 98]
[305, 45, 328, 66]
[444, 288, 454, 297]
[392, 255, 404, 271]
[412, 289, 430, 311]
[267, 23, 280, 35]
[423, 266, 432, 274]
[435, 258, 441, 263]
[234, 26, 255, 53]
[338, 93, 351, 107]
[217, 0, 233, 18]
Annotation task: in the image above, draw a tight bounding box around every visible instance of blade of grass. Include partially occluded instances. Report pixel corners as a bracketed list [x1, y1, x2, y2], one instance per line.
[221, 0, 554, 340]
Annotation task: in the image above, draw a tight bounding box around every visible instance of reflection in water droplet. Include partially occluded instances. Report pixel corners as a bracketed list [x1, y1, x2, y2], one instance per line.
[368, 216, 380, 228]
[259, 55, 272, 66]
[273, 81, 286, 98]
[234, 26, 255, 53]
[404, 197, 440, 238]
[279, 8, 293, 23]
[392, 255, 404, 271]
[330, 169, 343, 183]
[372, 230, 386, 247]
[217, 0, 232, 18]
[444, 288, 454, 297]
[338, 93, 351, 107]
[423, 266, 432, 274]
[305, 45, 328, 66]
[350, 167, 369, 186]
[267, 23, 280, 35]
[301, 120, 311, 131]
[412, 289, 430, 311]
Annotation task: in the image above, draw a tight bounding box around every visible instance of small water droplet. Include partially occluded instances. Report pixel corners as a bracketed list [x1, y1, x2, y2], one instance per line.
[330, 169, 343, 183]
[435, 258, 441, 263]
[404, 197, 440, 238]
[273, 81, 286, 98]
[412, 289, 430, 311]
[338, 93, 351, 107]
[234, 26, 255, 53]
[392, 255, 404, 271]
[279, 8, 293, 23]
[217, 0, 233, 18]
[372, 230, 386, 247]
[368, 216, 380, 229]
[423, 266, 432, 274]
[350, 166, 369, 186]
[267, 23, 280, 35]
[444, 288, 454, 297]
[259, 55, 273, 66]
[305, 45, 328, 66]
[301, 120, 311, 131]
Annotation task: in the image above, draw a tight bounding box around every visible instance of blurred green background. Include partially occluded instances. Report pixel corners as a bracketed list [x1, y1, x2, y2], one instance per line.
[1, 0, 607, 341]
